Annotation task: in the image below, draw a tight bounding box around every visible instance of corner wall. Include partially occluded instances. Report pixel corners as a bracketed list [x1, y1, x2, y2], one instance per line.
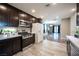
[70, 13, 79, 35]
[61, 18, 70, 39]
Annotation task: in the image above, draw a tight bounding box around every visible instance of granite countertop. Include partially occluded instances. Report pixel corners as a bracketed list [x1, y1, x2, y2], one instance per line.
[66, 36, 79, 49]
[0, 34, 22, 40]
[22, 34, 33, 39]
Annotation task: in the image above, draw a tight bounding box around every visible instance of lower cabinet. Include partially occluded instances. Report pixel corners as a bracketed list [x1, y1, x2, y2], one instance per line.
[12, 37, 22, 54]
[0, 36, 22, 56]
[22, 34, 35, 48]
[0, 34, 35, 56]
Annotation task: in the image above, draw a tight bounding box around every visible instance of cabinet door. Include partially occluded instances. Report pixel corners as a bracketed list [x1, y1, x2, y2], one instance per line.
[77, 3, 79, 26]
[23, 39, 29, 48]
[0, 4, 19, 27]
[12, 37, 22, 54]
[0, 14, 9, 27]
[8, 6, 19, 27]
[31, 34, 35, 43]
[3, 39, 13, 56]
[0, 4, 9, 27]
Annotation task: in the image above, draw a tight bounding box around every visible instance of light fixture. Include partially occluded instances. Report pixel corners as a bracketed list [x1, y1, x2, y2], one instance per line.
[77, 12, 79, 15]
[20, 20, 25, 22]
[50, 25, 53, 27]
[44, 20, 57, 24]
[32, 18, 35, 21]
[40, 16, 44, 19]
[32, 9, 36, 13]
[0, 5, 7, 10]
[71, 8, 76, 12]
[56, 16, 60, 19]
[14, 17, 18, 20]
[52, 3, 57, 5]
[19, 14, 26, 17]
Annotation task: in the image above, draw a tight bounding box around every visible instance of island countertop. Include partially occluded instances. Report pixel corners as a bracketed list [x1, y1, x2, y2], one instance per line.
[66, 36, 79, 49]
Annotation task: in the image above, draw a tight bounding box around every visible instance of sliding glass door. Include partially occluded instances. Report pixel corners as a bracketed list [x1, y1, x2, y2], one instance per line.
[53, 25, 60, 33]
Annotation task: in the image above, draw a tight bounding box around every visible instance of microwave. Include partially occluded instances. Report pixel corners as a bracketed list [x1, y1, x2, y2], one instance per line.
[19, 20, 32, 27]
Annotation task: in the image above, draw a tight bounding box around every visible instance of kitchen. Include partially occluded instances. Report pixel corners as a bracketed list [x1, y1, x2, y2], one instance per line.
[0, 3, 43, 56]
[0, 3, 79, 56]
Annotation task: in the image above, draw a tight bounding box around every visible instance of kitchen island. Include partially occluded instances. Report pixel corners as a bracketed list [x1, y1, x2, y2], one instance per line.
[66, 36, 79, 56]
[0, 35, 22, 56]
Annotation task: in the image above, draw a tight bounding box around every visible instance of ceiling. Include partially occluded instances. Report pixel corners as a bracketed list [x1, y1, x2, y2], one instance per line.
[9, 3, 76, 21]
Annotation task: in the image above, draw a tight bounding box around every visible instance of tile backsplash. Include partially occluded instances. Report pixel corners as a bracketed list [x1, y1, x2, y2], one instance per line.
[0, 27, 17, 35]
[0, 27, 31, 35]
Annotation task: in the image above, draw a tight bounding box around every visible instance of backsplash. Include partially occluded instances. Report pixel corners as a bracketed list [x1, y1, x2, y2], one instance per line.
[0, 27, 31, 35]
[0, 27, 17, 35]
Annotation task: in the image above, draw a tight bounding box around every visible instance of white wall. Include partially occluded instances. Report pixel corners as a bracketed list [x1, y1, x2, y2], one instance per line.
[61, 18, 70, 39]
[70, 12, 79, 35]
[61, 12, 79, 39]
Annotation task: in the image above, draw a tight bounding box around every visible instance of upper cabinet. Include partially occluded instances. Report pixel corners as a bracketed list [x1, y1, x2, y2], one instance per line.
[77, 3, 79, 26]
[0, 4, 19, 27]
[0, 3, 42, 27]
[0, 4, 9, 27]
[7, 5, 19, 27]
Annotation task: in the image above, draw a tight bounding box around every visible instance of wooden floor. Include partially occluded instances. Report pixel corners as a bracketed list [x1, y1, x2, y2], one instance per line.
[44, 33, 64, 43]
[14, 40, 67, 56]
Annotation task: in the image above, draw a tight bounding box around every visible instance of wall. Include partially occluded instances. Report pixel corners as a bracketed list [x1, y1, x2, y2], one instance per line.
[61, 18, 70, 39]
[70, 12, 79, 35]
[61, 12, 79, 39]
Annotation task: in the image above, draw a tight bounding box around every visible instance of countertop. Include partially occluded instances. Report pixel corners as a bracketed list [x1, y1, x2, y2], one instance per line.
[66, 36, 79, 49]
[22, 35, 33, 39]
[0, 34, 22, 40]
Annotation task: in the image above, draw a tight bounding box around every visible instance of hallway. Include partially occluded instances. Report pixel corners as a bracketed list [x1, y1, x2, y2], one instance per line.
[43, 33, 65, 43]
[43, 24, 63, 42]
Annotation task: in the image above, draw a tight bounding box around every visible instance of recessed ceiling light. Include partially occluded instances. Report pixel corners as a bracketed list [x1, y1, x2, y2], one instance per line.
[77, 12, 79, 15]
[20, 20, 25, 22]
[56, 16, 60, 19]
[71, 8, 76, 12]
[32, 9, 36, 13]
[0, 5, 7, 10]
[52, 3, 57, 5]
[19, 14, 26, 17]
[14, 17, 18, 19]
[32, 18, 35, 21]
[50, 25, 53, 27]
[40, 16, 44, 19]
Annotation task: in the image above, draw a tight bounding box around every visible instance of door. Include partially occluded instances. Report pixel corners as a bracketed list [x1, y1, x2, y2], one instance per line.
[53, 25, 60, 40]
[53, 25, 60, 33]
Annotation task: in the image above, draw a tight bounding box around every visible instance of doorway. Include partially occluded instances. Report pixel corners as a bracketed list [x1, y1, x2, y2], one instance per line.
[43, 24, 61, 42]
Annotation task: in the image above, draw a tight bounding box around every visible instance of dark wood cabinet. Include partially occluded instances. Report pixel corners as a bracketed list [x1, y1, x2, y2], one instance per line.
[12, 37, 22, 54]
[0, 3, 41, 27]
[0, 14, 9, 27]
[0, 36, 22, 56]
[0, 4, 19, 27]
[0, 4, 9, 27]
[76, 3, 79, 26]
[8, 6, 19, 27]
[22, 34, 35, 48]
[19, 11, 28, 20]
